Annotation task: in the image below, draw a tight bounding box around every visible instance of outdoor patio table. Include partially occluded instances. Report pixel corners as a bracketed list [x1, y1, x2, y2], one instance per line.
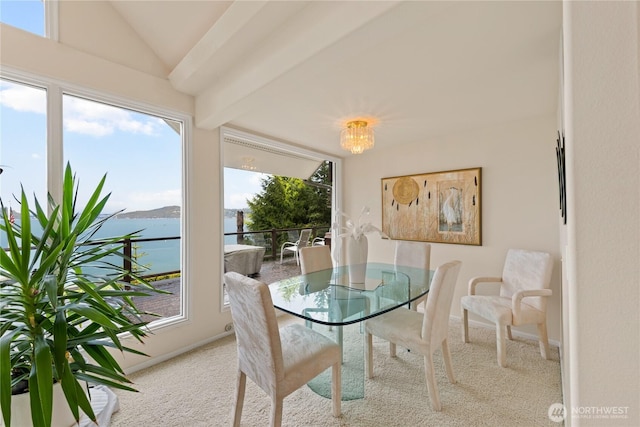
[269, 262, 433, 400]
[224, 244, 266, 276]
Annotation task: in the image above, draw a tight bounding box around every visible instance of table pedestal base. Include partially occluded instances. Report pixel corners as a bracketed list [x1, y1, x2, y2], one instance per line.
[307, 323, 364, 401]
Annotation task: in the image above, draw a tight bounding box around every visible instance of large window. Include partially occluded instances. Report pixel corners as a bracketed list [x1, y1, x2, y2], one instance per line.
[0, 78, 47, 218]
[0, 0, 44, 35]
[0, 73, 187, 327]
[0, 0, 57, 39]
[220, 127, 341, 308]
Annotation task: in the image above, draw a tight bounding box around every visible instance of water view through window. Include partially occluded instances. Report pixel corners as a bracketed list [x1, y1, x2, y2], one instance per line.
[1, 84, 184, 323]
[63, 94, 183, 321]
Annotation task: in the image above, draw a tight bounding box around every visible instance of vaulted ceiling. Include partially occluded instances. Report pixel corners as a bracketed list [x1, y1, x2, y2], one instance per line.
[109, 1, 562, 158]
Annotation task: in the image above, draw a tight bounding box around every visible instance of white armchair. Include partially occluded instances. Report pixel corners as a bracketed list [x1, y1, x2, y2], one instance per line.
[460, 248, 553, 367]
[312, 236, 325, 246]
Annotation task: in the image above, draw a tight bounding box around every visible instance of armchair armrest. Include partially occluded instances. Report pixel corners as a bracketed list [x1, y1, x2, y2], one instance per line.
[512, 289, 552, 317]
[468, 276, 502, 295]
[281, 241, 297, 251]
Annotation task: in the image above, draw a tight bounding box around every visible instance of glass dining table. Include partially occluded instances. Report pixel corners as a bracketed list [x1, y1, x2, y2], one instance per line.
[269, 262, 433, 400]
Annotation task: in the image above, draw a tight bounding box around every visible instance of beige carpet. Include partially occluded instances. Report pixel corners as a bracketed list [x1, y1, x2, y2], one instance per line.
[110, 316, 562, 426]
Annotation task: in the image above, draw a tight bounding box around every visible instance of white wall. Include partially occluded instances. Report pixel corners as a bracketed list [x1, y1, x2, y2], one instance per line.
[58, 1, 169, 78]
[342, 115, 563, 341]
[0, 25, 189, 113]
[563, 2, 640, 425]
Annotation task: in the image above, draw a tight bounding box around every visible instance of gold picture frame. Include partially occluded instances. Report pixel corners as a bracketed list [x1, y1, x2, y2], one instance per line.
[381, 167, 481, 245]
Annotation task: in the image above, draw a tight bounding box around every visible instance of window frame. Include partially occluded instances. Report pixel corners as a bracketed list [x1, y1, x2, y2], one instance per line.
[1, 66, 192, 331]
[0, 0, 58, 39]
[45, 0, 59, 41]
[219, 125, 342, 312]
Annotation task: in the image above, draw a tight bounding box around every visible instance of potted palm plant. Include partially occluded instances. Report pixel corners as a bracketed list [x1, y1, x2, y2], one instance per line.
[0, 164, 164, 426]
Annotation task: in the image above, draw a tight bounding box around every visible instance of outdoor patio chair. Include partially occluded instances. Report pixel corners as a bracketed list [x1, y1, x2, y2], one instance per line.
[280, 228, 312, 265]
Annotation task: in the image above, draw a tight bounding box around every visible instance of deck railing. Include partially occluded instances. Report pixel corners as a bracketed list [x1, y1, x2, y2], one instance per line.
[2, 226, 330, 284]
[224, 226, 330, 261]
[120, 236, 181, 282]
[109, 226, 330, 281]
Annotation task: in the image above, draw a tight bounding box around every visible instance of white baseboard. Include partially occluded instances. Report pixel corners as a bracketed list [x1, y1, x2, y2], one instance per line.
[124, 329, 235, 375]
[126, 311, 291, 374]
[126, 314, 560, 375]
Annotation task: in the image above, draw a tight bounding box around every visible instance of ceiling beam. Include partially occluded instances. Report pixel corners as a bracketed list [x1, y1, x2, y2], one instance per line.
[169, 1, 270, 92]
[193, 1, 402, 130]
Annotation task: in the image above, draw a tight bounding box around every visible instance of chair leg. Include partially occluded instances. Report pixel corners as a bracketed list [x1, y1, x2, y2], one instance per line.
[232, 370, 246, 427]
[270, 395, 283, 427]
[410, 295, 423, 311]
[507, 325, 513, 340]
[337, 325, 344, 364]
[496, 323, 507, 368]
[365, 332, 374, 378]
[280, 249, 284, 264]
[389, 342, 397, 358]
[462, 308, 470, 343]
[537, 321, 551, 360]
[424, 352, 442, 411]
[441, 339, 456, 384]
[331, 361, 342, 417]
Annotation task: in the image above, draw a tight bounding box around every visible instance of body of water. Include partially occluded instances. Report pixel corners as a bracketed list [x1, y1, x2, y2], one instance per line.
[223, 216, 249, 244]
[95, 218, 182, 276]
[2, 217, 245, 277]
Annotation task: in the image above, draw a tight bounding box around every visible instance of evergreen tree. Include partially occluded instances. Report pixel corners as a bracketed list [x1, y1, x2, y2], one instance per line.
[246, 162, 332, 233]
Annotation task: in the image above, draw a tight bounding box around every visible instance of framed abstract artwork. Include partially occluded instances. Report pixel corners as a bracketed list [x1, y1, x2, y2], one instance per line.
[381, 167, 481, 245]
[555, 131, 567, 224]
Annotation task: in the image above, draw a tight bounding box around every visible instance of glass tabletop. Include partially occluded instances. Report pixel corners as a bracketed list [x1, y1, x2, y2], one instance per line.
[269, 262, 433, 326]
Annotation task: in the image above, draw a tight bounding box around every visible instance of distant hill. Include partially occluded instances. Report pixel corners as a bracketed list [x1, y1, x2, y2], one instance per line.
[116, 206, 180, 219]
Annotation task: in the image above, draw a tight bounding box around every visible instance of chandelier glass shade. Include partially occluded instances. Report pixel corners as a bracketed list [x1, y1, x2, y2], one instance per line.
[340, 120, 374, 154]
[240, 157, 257, 171]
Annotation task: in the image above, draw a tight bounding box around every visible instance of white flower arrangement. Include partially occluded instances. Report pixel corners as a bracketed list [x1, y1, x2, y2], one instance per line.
[330, 206, 388, 265]
[332, 206, 387, 241]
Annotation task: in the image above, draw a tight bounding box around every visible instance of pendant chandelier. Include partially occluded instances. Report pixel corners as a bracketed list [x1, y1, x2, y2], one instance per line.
[340, 120, 374, 154]
[240, 157, 257, 171]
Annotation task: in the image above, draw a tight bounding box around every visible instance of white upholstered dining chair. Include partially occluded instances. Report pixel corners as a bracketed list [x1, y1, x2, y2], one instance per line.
[364, 260, 462, 411]
[394, 240, 431, 311]
[460, 248, 553, 367]
[224, 272, 341, 427]
[300, 245, 333, 275]
[299, 245, 333, 329]
[299, 245, 369, 362]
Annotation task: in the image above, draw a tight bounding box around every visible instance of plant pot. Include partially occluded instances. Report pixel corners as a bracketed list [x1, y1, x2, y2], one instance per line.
[0, 383, 78, 427]
[347, 234, 368, 284]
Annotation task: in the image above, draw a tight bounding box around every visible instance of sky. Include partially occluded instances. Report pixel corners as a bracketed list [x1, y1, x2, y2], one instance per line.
[0, 1, 266, 213]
